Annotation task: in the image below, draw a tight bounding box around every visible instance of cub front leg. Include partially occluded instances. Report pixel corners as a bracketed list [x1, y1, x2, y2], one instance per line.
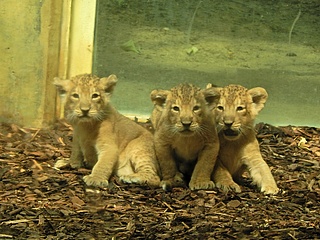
[119, 134, 160, 186]
[155, 142, 184, 191]
[189, 144, 217, 190]
[82, 145, 98, 169]
[83, 144, 118, 188]
[243, 141, 279, 195]
[54, 135, 83, 169]
[212, 161, 242, 193]
[245, 155, 279, 195]
[69, 131, 84, 169]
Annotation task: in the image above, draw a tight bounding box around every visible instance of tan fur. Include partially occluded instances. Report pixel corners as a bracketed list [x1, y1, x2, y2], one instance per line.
[150, 83, 220, 191]
[54, 74, 160, 187]
[208, 84, 279, 194]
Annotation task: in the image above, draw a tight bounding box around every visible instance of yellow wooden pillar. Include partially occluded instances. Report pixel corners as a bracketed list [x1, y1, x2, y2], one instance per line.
[0, 0, 96, 127]
[0, 0, 62, 127]
[56, 0, 97, 119]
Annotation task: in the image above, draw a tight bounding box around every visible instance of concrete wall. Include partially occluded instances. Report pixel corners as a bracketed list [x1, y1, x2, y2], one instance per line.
[0, 0, 62, 127]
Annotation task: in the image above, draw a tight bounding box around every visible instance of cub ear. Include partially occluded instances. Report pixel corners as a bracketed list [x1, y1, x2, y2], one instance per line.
[247, 87, 268, 115]
[100, 74, 118, 93]
[205, 83, 219, 89]
[202, 87, 221, 108]
[150, 89, 170, 107]
[53, 77, 73, 96]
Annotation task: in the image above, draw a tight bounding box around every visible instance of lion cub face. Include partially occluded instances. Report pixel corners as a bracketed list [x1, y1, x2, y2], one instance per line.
[151, 83, 217, 135]
[214, 84, 268, 140]
[54, 74, 117, 123]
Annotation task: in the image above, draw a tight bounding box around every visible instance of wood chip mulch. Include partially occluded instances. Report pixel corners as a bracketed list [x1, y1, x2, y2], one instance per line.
[0, 121, 319, 239]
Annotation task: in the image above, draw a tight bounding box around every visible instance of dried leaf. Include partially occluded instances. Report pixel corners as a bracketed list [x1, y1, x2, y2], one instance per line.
[227, 200, 241, 208]
[71, 196, 85, 207]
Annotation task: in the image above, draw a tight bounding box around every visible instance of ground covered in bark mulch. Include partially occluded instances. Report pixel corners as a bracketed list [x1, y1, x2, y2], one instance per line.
[0, 121, 319, 239]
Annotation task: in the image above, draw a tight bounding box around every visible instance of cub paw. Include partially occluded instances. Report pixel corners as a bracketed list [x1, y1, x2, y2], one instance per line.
[261, 185, 279, 195]
[54, 158, 70, 169]
[216, 181, 241, 193]
[120, 174, 160, 187]
[83, 175, 109, 187]
[120, 174, 142, 184]
[189, 180, 215, 190]
[161, 174, 185, 191]
[70, 161, 83, 169]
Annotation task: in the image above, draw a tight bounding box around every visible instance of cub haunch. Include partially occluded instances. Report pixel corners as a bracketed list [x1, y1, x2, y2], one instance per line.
[54, 74, 160, 187]
[150, 83, 220, 191]
[208, 84, 279, 195]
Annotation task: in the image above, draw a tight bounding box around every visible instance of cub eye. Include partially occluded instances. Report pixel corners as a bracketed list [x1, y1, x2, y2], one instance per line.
[217, 105, 224, 111]
[59, 89, 67, 95]
[237, 106, 245, 111]
[72, 93, 79, 99]
[172, 106, 180, 112]
[193, 105, 200, 111]
[92, 93, 100, 99]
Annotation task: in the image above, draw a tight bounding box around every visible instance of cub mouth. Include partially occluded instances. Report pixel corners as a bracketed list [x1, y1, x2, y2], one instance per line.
[180, 128, 195, 135]
[223, 129, 239, 137]
[181, 129, 193, 133]
[77, 115, 93, 122]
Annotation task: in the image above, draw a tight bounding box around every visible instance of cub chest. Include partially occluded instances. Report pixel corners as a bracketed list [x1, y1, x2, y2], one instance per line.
[74, 125, 99, 149]
[219, 141, 246, 174]
[171, 135, 204, 162]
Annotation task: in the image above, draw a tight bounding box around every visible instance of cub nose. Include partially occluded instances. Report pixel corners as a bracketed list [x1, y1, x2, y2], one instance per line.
[81, 108, 90, 116]
[224, 120, 233, 128]
[182, 121, 191, 129]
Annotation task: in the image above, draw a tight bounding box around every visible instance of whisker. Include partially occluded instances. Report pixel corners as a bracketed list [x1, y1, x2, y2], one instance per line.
[216, 123, 224, 133]
[239, 127, 249, 139]
[163, 124, 178, 137]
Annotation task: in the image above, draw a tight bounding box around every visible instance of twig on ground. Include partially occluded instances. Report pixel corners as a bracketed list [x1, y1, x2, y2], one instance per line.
[288, 9, 301, 44]
[186, 0, 202, 45]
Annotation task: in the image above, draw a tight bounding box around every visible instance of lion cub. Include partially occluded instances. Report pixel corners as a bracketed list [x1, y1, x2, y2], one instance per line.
[150, 83, 220, 191]
[54, 74, 160, 187]
[207, 84, 279, 194]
